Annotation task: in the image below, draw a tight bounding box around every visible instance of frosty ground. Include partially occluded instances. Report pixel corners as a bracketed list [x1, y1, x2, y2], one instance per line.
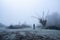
[0, 27, 60, 40]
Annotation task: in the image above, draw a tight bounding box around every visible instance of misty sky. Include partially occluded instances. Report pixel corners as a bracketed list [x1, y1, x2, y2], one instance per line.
[0, 0, 60, 26]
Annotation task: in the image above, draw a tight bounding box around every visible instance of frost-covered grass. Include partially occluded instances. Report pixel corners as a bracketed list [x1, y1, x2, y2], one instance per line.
[0, 28, 60, 40]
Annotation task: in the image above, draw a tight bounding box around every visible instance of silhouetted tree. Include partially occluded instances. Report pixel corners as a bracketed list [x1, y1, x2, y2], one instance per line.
[8, 25, 14, 29]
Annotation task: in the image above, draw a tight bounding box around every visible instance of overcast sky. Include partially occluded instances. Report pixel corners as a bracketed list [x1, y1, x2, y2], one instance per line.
[0, 0, 60, 26]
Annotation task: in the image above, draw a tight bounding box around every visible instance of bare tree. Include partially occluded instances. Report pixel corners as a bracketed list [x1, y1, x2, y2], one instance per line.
[32, 11, 49, 28]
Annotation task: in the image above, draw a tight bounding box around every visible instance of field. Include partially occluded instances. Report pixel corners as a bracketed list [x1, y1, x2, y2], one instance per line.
[0, 27, 60, 40]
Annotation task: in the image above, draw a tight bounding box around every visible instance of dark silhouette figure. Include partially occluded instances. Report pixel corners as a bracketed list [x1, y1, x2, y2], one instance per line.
[33, 24, 35, 30]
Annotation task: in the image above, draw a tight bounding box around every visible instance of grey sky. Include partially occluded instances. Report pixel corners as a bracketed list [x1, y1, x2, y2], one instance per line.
[0, 0, 60, 26]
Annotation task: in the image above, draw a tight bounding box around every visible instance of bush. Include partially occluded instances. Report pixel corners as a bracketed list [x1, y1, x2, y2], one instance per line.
[46, 26, 60, 30]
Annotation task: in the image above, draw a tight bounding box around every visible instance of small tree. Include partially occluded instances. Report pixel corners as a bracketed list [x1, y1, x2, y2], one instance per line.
[8, 25, 13, 29]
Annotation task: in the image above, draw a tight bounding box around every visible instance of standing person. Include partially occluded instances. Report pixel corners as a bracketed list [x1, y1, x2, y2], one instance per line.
[33, 24, 35, 30]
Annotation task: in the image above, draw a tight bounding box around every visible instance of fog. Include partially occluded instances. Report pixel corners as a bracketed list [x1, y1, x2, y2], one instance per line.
[0, 0, 60, 26]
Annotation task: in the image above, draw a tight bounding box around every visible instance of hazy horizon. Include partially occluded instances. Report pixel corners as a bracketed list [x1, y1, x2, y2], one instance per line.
[0, 0, 60, 26]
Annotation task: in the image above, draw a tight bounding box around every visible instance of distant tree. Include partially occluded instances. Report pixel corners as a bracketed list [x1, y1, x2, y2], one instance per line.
[0, 23, 6, 27]
[8, 25, 14, 29]
[46, 12, 60, 30]
[21, 23, 31, 28]
[52, 12, 58, 26]
[46, 26, 60, 30]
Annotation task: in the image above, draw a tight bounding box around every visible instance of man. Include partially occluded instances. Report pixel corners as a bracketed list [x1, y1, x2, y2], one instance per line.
[33, 24, 35, 30]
